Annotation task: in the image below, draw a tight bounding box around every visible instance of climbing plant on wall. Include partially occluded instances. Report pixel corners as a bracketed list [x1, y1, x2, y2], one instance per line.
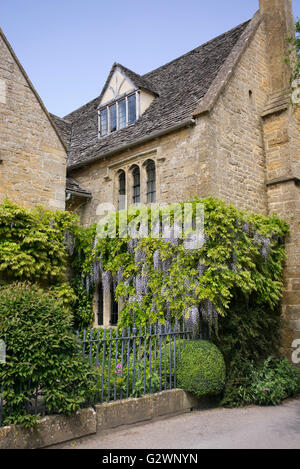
[0, 199, 94, 328]
[76, 197, 288, 334]
[0, 197, 288, 333]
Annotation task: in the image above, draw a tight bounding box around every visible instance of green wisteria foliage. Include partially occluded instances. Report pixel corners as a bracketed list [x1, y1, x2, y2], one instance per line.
[77, 198, 288, 333]
[0, 199, 79, 282]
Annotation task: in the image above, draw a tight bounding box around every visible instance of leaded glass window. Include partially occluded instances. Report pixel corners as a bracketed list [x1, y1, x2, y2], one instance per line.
[119, 99, 126, 129]
[132, 166, 140, 204]
[128, 94, 136, 124]
[100, 108, 108, 137]
[118, 171, 126, 210]
[146, 161, 156, 203]
[110, 103, 117, 133]
[99, 92, 138, 138]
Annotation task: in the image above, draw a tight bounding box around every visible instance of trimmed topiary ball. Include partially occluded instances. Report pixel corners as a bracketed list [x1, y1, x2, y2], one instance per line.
[177, 340, 226, 397]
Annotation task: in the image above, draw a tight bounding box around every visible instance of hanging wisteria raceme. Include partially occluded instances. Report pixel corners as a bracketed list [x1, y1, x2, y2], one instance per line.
[102, 270, 112, 294]
[184, 278, 191, 291]
[253, 231, 263, 246]
[128, 295, 137, 304]
[162, 223, 180, 246]
[151, 220, 160, 237]
[162, 258, 172, 275]
[91, 258, 103, 285]
[128, 238, 137, 254]
[92, 236, 97, 250]
[135, 275, 144, 296]
[242, 222, 250, 234]
[117, 267, 124, 284]
[85, 274, 90, 295]
[153, 249, 161, 271]
[185, 306, 199, 334]
[231, 250, 238, 272]
[166, 301, 171, 320]
[200, 300, 218, 332]
[151, 298, 157, 314]
[134, 247, 146, 265]
[198, 262, 206, 277]
[261, 237, 271, 260]
[64, 230, 75, 256]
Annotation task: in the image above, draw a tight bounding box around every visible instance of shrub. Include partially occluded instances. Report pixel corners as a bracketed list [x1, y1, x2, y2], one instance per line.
[0, 283, 96, 427]
[177, 340, 226, 398]
[211, 297, 282, 407]
[247, 357, 300, 406]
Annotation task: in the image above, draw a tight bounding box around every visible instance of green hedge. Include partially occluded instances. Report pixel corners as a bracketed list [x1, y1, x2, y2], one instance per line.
[177, 340, 226, 398]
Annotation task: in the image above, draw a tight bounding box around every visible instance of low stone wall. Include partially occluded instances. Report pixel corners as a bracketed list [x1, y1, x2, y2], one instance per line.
[0, 390, 217, 449]
[96, 389, 216, 432]
[0, 407, 96, 450]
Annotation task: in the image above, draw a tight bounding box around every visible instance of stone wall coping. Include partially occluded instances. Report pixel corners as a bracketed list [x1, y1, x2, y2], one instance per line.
[0, 389, 217, 449]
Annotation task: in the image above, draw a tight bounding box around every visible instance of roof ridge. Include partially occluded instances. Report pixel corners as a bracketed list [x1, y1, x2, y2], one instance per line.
[50, 113, 72, 124]
[63, 19, 250, 122]
[116, 62, 158, 94]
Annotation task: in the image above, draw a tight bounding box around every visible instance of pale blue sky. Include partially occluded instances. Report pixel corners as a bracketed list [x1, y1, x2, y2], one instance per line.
[0, 0, 299, 117]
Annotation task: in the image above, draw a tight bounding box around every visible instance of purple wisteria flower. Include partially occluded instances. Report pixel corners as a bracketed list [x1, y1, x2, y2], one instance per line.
[242, 222, 249, 234]
[185, 306, 199, 334]
[64, 230, 75, 256]
[261, 238, 271, 260]
[134, 247, 146, 265]
[162, 258, 172, 275]
[86, 275, 90, 295]
[102, 270, 111, 294]
[198, 262, 206, 277]
[153, 249, 161, 271]
[128, 238, 137, 254]
[117, 267, 124, 284]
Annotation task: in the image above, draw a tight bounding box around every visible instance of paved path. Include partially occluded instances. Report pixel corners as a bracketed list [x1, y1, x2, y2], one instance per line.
[53, 398, 300, 449]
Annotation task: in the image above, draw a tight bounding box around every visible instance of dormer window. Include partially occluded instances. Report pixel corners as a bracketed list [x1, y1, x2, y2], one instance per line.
[98, 91, 138, 138]
[97, 63, 157, 139]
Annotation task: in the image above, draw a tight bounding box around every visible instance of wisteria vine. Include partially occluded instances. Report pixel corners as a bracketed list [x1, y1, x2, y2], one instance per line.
[73, 198, 288, 335]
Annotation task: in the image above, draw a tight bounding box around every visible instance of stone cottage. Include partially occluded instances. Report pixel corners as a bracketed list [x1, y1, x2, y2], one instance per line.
[0, 1, 299, 356]
[55, 0, 299, 354]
